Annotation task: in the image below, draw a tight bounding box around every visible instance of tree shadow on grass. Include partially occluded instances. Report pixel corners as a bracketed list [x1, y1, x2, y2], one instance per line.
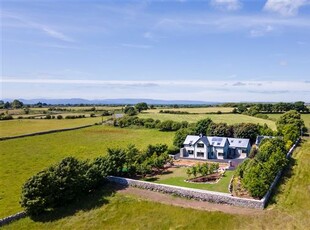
[144, 177, 159, 182]
[30, 182, 127, 223]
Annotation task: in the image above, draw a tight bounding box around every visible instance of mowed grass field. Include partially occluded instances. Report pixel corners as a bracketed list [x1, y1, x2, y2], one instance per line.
[0, 117, 106, 138]
[145, 167, 234, 193]
[3, 138, 310, 229]
[0, 126, 174, 218]
[139, 113, 276, 129]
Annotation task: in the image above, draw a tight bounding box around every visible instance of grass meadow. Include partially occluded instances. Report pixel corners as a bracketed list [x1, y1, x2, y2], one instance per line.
[0, 117, 106, 138]
[139, 113, 277, 129]
[145, 167, 233, 193]
[0, 126, 174, 218]
[267, 113, 310, 129]
[3, 138, 310, 229]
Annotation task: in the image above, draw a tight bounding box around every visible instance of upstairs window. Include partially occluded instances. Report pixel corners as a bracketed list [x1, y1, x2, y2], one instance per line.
[197, 143, 204, 148]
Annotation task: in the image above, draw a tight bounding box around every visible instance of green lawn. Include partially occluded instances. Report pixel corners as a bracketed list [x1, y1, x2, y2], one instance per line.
[0, 125, 174, 218]
[145, 167, 233, 193]
[139, 113, 276, 129]
[0, 117, 106, 138]
[2, 138, 310, 229]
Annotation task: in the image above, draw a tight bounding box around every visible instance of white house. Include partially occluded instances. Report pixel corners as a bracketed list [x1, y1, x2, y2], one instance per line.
[206, 136, 229, 159]
[227, 138, 251, 159]
[180, 135, 251, 160]
[181, 135, 210, 160]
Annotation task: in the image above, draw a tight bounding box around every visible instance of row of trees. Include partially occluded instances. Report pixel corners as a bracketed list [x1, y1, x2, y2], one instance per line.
[0, 99, 24, 109]
[21, 143, 173, 215]
[228, 101, 309, 114]
[233, 110, 305, 198]
[114, 116, 189, 131]
[234, 138, 288, 198]
[173, 118, 274, 148]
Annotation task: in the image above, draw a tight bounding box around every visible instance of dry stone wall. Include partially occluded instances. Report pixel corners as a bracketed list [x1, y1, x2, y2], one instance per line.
[0, 212, 26, 227]
[108, 176, 264, 209]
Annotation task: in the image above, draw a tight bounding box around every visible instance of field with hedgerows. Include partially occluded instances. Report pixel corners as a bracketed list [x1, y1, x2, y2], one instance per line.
[0, 125, 174, 218]
[1, 106, 309, 229]
[2, 137, 310, 229]
[0, 117, 105, 138]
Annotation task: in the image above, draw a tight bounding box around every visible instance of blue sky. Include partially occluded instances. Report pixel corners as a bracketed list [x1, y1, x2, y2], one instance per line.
[1, 0, 310, 102]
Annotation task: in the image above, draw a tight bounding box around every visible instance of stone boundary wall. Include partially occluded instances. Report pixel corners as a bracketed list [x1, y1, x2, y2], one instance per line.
[108, 176, 264, 209]
[0, 211, 26, 227]
[0, 124, 96, 141]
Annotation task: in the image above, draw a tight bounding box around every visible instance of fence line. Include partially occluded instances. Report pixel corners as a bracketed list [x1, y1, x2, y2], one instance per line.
[0, 124, 97, 141]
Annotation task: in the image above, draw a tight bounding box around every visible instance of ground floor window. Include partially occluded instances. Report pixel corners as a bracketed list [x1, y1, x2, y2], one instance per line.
[218, 152, 224, 157]
[242, 149, 247, 153]
[197, 152, 204, 157]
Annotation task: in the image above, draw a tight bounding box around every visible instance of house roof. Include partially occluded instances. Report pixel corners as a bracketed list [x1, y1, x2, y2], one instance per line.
[183, 135, 209, 146]
[255, 135, 274, 145]
[207, 136, 228, 147]
[228, 138, 250, 148]
[183, 135, 250, 148]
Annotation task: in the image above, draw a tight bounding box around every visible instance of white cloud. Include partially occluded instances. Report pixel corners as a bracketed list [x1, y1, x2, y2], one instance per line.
[210, 0, 242, 11]
[264, 0, 310, 16]
[2, 12, 74, 42]
[2, 78, 309, 102]
[250, 25, 274, 37]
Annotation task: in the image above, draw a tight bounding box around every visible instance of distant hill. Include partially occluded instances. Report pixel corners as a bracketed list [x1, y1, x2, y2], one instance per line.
[2, 98, 219, 105]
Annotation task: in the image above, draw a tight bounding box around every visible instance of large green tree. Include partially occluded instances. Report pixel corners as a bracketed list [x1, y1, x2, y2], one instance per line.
[135, 102, 148, 112]
[207, 122, 234, 137]
[233, 123, 259, 144]
[173, 128, 195, 148]
[11, 99, 24, 109]
[276, 110, 306, 134]
[194, 118, 213, 135]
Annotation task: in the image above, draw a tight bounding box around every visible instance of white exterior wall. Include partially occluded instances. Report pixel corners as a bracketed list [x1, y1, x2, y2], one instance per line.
[194, 140, 208, 160]
[183, 141, 208, 160]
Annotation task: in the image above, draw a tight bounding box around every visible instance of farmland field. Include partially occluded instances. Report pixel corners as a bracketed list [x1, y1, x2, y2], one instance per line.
[0, 126, 174, 217]
[145, 167, 234, 193]
[0, 117, 106, 138]
[266, 113, 310, 129]
[139, 113, 276, 129]
[3, 138, 310, 229]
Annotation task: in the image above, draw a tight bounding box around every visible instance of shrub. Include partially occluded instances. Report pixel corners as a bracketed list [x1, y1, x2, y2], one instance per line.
[20, 157, 103, 215]
[57, 115, 63, 119]
[0, 114, 14, 120]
